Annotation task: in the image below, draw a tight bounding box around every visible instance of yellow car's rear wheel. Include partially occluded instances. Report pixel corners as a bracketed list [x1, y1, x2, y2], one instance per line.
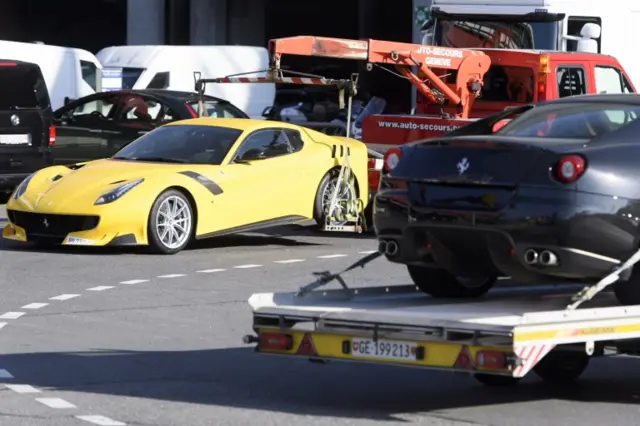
[147, 189, 194, 254]
[313, 169, 355, 229]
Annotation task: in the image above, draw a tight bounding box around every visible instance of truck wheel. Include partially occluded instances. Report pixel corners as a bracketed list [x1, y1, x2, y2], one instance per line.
[473, 373, 521, 387]
[532, 351, 590, 383]
[407, 265, 496, 298]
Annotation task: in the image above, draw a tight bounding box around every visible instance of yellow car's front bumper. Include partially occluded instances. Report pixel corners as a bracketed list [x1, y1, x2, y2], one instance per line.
[2, 210, 148, 247]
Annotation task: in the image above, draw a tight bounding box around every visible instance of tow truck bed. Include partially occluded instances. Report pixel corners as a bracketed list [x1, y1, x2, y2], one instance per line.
[245, 282, 640, 384]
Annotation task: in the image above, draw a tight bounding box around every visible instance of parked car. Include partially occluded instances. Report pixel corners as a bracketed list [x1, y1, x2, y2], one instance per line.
[52, 89, 249, 165]
[374, 93, 640, 306]
[0, 59, 54, 195]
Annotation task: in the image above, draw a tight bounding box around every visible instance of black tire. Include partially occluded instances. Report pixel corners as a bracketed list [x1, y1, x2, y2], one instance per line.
[407, 265, 496, 298]
[313, 169, 357, 229]
[473, 373, 521, 387]
[532, 351, 590, 383]
[147, 189, 195, 254]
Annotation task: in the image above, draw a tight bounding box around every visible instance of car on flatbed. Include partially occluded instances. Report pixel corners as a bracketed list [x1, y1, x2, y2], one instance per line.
[374, 93, 640, 306]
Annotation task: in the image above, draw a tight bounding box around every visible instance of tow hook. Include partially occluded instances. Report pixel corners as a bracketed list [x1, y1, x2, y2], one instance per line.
[242, 334, 258, 344]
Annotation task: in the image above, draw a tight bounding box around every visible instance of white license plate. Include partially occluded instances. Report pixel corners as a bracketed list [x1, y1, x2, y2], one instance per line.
[0, 134, 30, 145]
[351, 338, 418, 361]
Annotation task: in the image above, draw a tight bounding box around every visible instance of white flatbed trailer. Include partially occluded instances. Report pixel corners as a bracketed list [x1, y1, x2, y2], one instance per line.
[243, 252, 640, 386]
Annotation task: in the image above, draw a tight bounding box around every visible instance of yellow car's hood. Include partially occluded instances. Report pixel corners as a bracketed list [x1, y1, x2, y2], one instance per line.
[17, 159, 211, 212]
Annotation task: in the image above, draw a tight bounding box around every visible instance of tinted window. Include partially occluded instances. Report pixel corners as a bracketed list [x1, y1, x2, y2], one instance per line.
[0, 65, 48, 109]
[556, 67, 586, 97]
[113, 125, 242, 165]
[80, 60, 98, 91]
[121, 67, 145, 89]
[498, 103, 640, 139]
[146, 71, 170, 89]
[234, 128, 303, 160]
[481, 65, 534, 103]
[433, 19, 559, 50]
[187, 100, 247, 118]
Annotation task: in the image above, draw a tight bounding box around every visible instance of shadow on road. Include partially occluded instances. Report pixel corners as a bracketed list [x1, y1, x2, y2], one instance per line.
[1, 347, 639, 421]
[0, 232, 324, 256]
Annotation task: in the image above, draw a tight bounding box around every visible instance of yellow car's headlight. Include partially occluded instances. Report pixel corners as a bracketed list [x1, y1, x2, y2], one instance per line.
[94, 178, 144, 205]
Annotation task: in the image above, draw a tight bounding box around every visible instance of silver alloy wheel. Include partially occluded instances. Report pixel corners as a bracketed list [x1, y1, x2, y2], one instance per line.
[155, 195, 192, 250]
[322, 177, 353, 226]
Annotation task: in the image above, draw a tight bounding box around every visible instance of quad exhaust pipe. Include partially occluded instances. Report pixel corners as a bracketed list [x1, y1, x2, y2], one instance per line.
[378, 239, 399, 256]
[523, 248, 558, 266]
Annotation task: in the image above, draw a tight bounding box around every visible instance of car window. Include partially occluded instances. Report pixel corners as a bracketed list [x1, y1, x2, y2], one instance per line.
[113, 125, 243, 165]
[556, 67, 587, 98]
[234, 129, 302, 161]
[80, 60, 98, 91]
[0, 64, 49, 109]
[497, 102, 640, 139]
[187, 100, 247, 118]
[146, 71, 170, 89]
[68, 96, 118, 120]
[480, 65, 534, 103]
[115, 95, 167, 129]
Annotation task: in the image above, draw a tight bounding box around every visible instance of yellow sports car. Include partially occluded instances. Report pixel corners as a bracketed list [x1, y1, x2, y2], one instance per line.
[2, 118, 369, 254]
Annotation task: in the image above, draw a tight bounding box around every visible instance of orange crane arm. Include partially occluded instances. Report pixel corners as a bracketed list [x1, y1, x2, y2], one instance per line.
[268, 36, 491, 118]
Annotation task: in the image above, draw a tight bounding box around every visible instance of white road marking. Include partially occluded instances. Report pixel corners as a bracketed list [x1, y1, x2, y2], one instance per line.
[0, 369, 14, 378]
[0, 312, 25, 319]
[76, 415, 126, 425]
[234, 264, 262, 269]
[358, 250, 377, 254]
[0, 323, 6, 330]
[87, 286, 115, 291]
[21, 303, 48, 309]
[120, 279, 149, 285]
[4, 384, 40, 393]
[49, 294, 80, 301]
[36, 397, 76, 409]
[317, 254, 348, 259]
[157, 274, 186, 278]
[196, 268, 226, 273]
[274, 259, 305, 264]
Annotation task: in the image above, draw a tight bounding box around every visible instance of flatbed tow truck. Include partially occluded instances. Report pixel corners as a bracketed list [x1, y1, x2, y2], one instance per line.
[242, 250, 640, 386]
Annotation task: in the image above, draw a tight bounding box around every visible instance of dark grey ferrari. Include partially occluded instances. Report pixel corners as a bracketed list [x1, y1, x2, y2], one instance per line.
[374, 94, 640, 306]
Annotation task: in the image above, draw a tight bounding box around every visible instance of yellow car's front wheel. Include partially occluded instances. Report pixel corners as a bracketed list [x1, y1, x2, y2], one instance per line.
[147, 189, 195, 254]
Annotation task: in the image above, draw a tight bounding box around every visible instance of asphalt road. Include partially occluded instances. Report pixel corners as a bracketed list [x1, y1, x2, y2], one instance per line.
[1, 204, 640, 426]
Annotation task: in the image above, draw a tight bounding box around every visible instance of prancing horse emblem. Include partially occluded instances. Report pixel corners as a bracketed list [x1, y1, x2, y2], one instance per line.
[42, 218, 49, 228]
[457, 157, 469, 175]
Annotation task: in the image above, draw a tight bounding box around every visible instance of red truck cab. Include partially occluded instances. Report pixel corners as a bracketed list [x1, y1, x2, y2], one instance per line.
[363, 50, 637, 150]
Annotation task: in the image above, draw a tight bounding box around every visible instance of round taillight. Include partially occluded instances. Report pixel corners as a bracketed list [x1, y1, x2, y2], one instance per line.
[555, 155, 585, 183]
[384, 148, 402, 172]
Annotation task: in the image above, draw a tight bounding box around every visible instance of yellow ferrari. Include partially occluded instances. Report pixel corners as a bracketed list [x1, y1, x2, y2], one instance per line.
[2, 118, 370, 254]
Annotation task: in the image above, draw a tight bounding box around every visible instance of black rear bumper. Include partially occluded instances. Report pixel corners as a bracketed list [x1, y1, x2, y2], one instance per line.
[373, 186, 637, 283]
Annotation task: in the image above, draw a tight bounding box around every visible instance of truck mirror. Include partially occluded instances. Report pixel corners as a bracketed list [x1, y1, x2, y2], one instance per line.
[576, 39, 598, 53]
[580, 23, 601, 39]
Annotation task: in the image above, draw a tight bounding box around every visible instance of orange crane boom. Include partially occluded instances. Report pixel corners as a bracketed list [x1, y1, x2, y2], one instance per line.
[266, 36, 491, 118]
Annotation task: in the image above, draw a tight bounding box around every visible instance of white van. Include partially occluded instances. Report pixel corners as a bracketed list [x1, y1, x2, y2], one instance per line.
[96, 45, 275, 119]
[0, 40, 102, 110]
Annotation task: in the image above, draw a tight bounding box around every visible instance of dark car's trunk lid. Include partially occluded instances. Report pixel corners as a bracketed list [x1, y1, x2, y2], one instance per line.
[397, 135, 586, 211]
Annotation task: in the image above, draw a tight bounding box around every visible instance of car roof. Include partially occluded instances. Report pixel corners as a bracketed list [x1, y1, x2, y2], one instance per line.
[165, 117, 308, 132]
[537, 93, 640, 107]
[101, 89, 229, 103]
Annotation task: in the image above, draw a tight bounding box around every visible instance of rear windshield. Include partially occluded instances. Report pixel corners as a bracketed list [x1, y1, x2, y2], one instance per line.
[186, 100, 247, 119]
[480, 65, 534, 103]
[0, 65, 49, 110]
[497, 102, 640, 138]
[113, 124, 242, 165]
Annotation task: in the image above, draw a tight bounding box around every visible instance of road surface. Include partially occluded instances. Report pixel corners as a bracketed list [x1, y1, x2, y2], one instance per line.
[1, 205, 639, 426]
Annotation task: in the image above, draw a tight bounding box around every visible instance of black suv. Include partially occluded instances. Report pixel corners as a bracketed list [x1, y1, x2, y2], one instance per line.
[0, 59, 54, 194]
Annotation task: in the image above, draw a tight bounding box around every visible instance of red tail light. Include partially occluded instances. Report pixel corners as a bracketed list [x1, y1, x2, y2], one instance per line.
[383, 147, 402, 172]
[258, 332, 293, 351]
[555, 154, 585, 183]
[475, 350, 507, 369]
[0, 62, 17, 67]
[48, 125, 56, 147]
